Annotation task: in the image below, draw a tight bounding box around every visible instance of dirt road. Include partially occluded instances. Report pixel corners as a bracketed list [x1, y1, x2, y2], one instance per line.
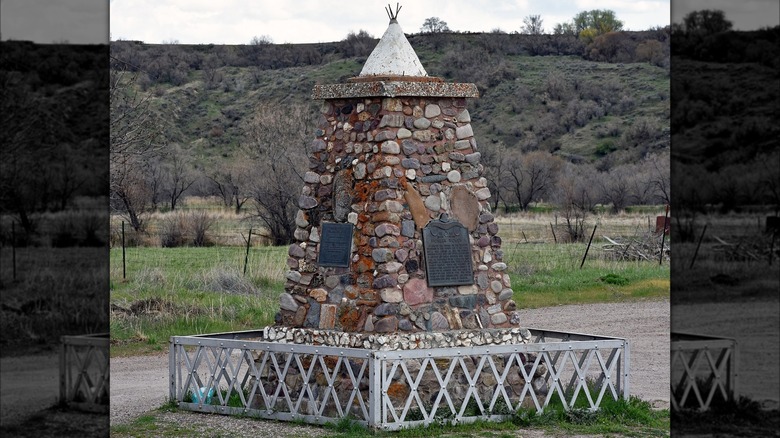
[109, 298, 671, 425]
[0, 353, 60, 427]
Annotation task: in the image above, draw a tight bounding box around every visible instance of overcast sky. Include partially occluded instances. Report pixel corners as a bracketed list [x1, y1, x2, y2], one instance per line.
[0, 0, 108, 43]
[671, 0, 779, 30]
[0, 1, 777, 45]
[109, 0, 674, 44]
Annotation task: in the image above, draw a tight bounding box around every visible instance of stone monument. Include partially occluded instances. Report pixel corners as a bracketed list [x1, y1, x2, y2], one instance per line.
[276, 7, 520, 338]
[168, 9, 625, 425]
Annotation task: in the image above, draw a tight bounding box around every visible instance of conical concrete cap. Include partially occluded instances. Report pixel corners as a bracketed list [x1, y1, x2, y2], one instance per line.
[359, 19, 427, 77]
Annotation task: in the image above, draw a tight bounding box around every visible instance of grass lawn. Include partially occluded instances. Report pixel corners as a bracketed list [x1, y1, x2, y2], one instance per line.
[1, 247, 109, 356]
[108, 395, 670, 437]
[109, 238, 669, 356]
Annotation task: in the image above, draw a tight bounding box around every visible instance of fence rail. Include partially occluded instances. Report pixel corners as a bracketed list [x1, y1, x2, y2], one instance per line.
[169, 328, 629, 430]
[670, 332, 738, 411]
[59, 333, 110, 412]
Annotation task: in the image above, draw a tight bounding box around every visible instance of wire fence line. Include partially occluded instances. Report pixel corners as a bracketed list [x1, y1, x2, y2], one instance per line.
[109, 235, 287, 283]
[496, 214, 667, 245]
[109, 213, 668, 248]
[106, 212, 674, 287]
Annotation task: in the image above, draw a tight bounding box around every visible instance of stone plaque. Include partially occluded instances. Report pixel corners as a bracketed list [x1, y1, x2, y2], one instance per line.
[318, 223, 353, 267]
[422, 217, 474, 287]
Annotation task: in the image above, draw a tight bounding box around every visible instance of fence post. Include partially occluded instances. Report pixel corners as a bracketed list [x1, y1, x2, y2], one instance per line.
[243, 228, 252, 276]
[59, 338, 67, 404]
[169, 338, 178, 402]
[121, 221, 126, 280]
[622, 339, 631, 400]
[368, 352, 381, 429]
[12, 221, 17, 281]
[731, 339, 739, 401]
[550, 223, 557, 244]
[689, 224, 708, 269]
[580, 224, 597, 269]
[659, 205, 669, 266]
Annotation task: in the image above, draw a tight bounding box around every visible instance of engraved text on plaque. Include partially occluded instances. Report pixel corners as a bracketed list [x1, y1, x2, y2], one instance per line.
[318, 223, 353, 267]
[422, 218, 474, 286]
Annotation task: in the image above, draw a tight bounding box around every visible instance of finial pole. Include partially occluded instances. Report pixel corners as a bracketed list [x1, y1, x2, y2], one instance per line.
[385, 3, 402, 23]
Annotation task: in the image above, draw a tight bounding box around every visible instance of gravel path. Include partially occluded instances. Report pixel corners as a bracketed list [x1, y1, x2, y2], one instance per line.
[110, 298, 671, 431]
[0, 353, 60, 427]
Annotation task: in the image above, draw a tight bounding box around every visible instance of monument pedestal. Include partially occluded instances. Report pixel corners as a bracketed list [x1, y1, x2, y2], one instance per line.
[279, 89, 520, 334]
[169, 13, 631, 429]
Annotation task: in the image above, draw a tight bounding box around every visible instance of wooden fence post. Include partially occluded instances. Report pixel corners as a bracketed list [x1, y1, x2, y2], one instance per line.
[580, 224, 598, 269]
[659, 205, 669, 265]
[12, 221, 17, 281]
[689, 224, 707, 269]
[243, 228, 253, 276]
[121, 221, 126, 280]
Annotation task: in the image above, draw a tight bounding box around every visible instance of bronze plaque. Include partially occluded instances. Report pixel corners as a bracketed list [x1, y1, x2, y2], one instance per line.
[422, 217, 474, 286]
[318, 222, 353, 267]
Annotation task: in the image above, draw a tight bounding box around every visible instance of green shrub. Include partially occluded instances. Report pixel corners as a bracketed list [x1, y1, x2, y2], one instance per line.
[595, 139, 617, 156]
[600, 273, 630, 285]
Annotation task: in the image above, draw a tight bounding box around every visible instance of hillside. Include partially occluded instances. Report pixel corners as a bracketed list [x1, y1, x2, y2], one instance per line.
[110, 31, 670, 170]
[1, 42, 109, 238]
[105, 30, 676, 240]
[668, 26, 780, 220]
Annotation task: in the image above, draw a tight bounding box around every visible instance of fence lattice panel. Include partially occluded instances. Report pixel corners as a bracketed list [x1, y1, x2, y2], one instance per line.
[670, 332, 738, 411]
[60, 333, 109, 412]
[170, 328, 629, 430]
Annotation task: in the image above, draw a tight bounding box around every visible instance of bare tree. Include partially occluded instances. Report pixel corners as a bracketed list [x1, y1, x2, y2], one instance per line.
[243, 103, 313, 245]
[505, 150, 562, 211]
[521, 14, 549, 55]
[137, 155, 165, 211]
[553, 22, 576, 36]
[51, 143, 88, 211]
[162, 145, 197, 211]
[672, 163, 710, 242]
[207, 158, 252, 214]
[250, 35, 273, 45]
[521, 15, 544, 35]
[627, 163, 656, 206]
[0, 71, 62, 236]
[341, 30, 375, 57]
[201, 54, 223, 90]
[682, 9, 732, 35]
[645, 151, 671, 205]
[597, 164, 633, 213]
[109, 59, 164, 231]
[552, 162, 598, 241]
[478, 141, 510, 211]
[758, 151, 780, 215]
[110, 155, 154, 232]
[421, 17, 450, 33]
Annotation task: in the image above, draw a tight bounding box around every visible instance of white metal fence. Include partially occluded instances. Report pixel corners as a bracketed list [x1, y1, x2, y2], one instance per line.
[169, 328, 629, 430]
[59, 332, 110, 412]
[670, 332, 738, 411]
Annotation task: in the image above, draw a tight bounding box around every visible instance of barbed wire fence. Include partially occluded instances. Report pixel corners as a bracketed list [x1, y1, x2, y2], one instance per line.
[104, 211, 678, 284]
